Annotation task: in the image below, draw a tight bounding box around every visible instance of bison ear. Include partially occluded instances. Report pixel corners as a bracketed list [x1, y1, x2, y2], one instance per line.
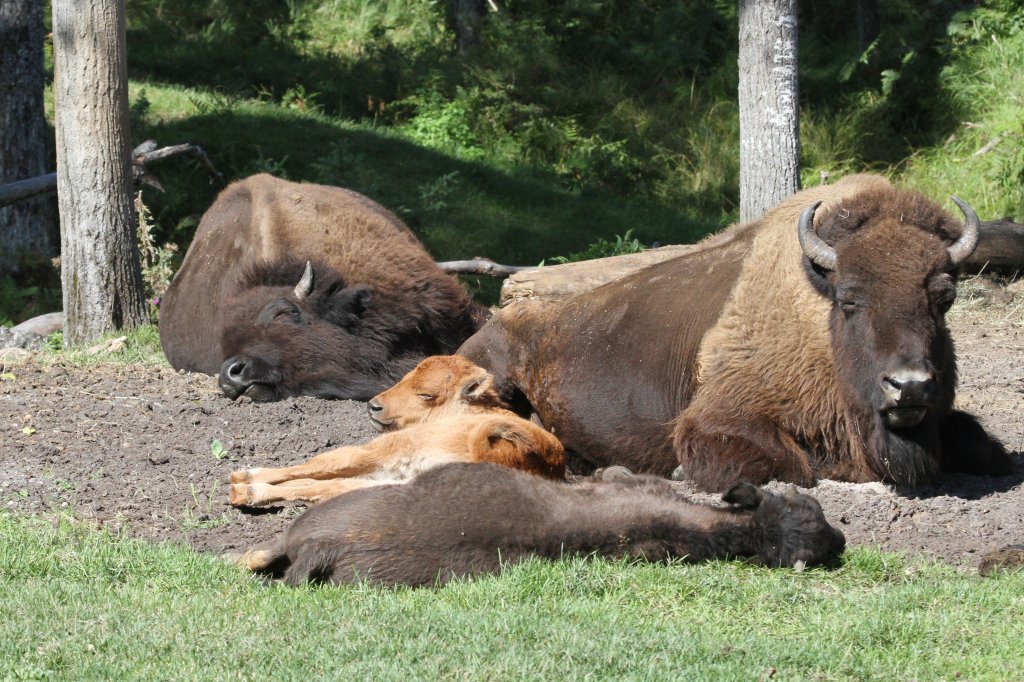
[458, 369, 494, 403]
[321, 286, 371, 328]
[722, 482, 765, 510]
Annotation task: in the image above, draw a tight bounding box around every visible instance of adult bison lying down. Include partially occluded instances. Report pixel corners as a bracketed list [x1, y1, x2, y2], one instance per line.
[236, 463, 846, 587]
[227, 355, 564, 506]
[459, 174, 1012, 490]
[159, 174, 485, 401]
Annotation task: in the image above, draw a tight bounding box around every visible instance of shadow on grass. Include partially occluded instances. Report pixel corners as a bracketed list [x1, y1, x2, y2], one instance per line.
[139, 108, 718, 271]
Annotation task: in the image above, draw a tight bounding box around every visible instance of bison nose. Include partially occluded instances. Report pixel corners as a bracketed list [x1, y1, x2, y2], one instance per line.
[881, 368, 935, 406]
[219, 356, 254, 400]
[367, 400, 383, 415]
[226, 359, 247, 381]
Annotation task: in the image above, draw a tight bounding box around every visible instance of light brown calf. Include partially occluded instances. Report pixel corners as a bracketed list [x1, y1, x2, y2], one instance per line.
[227, 356, 565, 506]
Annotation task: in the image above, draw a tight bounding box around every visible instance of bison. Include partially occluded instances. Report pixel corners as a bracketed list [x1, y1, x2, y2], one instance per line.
[159, 174, 486, 401]
[227, 355, 565, 506]
[234, 462, 846, 586]
[459, 174, 1012, 490]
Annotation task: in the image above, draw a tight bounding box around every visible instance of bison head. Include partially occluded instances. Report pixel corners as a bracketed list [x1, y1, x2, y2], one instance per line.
[219, 259, 397, 402]
[723, 483, 846, 569]
[366, 355, 506, 432]
[798, 189, 979, 484]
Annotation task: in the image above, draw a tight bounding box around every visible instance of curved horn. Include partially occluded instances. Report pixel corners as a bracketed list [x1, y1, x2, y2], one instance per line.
[797, 201, 836, 271]
[948, 195, 981, 266]
[294, 261, 314, 299]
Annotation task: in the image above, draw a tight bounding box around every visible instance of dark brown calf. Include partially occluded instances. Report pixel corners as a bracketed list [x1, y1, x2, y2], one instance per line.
[236, 463, 846, 587]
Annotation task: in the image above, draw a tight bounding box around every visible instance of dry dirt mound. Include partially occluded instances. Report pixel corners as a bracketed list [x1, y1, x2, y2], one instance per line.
[1, 277, 1022, 569]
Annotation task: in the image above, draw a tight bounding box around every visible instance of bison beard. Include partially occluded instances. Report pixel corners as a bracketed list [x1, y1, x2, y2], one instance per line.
[236, 463, 846, 587]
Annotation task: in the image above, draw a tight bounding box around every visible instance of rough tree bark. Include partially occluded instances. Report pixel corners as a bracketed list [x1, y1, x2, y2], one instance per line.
[52, 0, 147, 346]
[738, 0, 801, 222]
[0, 0, 56, 274]
[856, 0, 880, 53]
[451, 0, 488, 55]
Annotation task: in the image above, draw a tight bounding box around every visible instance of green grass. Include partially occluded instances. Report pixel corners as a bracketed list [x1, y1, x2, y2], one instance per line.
[2, 512, 1022, 680]
[36, 325, 166, 366]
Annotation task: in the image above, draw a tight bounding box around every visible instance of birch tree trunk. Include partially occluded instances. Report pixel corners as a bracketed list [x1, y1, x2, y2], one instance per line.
[738, 0, 801, 222]
[52, 0, 146, 346]
[0, 0, 56, 274]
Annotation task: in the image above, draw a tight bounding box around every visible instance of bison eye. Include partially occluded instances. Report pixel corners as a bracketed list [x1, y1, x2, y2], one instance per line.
[417, 393, 436, 402]
[273, 306, 299, 322]
[838, 300, 857, 315]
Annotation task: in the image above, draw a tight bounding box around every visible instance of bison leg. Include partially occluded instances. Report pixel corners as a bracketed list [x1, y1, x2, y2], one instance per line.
[672, 415, 815, 492]
[229, 444, 383, 486]
[465, 416, 565, 478]
[939, 410, 1014, 476]
[229, 477, 388, 507]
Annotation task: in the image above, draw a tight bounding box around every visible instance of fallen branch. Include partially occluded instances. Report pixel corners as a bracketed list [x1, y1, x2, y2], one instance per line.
[0, 140, 224, 207]
[499, 219, 1024, 305]
[0, 173, 58, 208]
[969, 218, 1024, 271]
[437, 258, 530, 277]
[131, 140, 224, 190]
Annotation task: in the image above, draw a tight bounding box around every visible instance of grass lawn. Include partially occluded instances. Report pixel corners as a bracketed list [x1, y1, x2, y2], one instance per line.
[2, 513, 1021, 680]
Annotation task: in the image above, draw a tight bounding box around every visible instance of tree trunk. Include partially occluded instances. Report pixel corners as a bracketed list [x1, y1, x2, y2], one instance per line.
[0, 0, 56, 274]
[856, 0, 880, 53]
[738, 0, 801, 222]
[52, 0, 147, 346]
[451, 0, 487, 55]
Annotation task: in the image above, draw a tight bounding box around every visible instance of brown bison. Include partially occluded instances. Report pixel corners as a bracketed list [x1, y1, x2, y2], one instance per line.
[459, 174, 1012, 490]
[227, 355, 565, 506]
[159, 174, 486, 401]
[235, 462, 846, 586]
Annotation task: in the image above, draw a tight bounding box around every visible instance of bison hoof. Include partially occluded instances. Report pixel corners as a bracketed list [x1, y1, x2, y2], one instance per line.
[594, 465, 635, 482]
[229, 469, 257, 484]
[228, 483, 256, 506]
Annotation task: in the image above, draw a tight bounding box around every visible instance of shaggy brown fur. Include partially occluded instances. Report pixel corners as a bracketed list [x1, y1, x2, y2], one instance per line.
[228, 356, 565, 506]
[235, 463, 846, 587]
[459, 174, 1010, 490]
[159, 174, 486, 401]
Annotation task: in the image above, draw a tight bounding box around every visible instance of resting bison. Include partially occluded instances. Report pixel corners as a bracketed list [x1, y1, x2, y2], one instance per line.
[227, 355, 565, 506]
[235, 463, 846, 586]
[159, 174, 485, 401]
[460, 174, 1012, 490]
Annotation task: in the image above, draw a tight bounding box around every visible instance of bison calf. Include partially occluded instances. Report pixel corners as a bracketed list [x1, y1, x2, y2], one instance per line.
[228, 356, 565, 506]
[236, 463, 846, 587]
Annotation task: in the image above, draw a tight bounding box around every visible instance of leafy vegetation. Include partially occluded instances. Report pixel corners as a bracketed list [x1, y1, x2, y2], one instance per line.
[4, 0, 1020, 323]
[1, 512, 1022, 680]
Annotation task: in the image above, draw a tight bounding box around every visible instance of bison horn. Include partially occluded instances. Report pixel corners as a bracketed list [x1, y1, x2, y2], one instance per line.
[294, 261, 315, 299]
[948, 195, 981, 266]
[797, 201, 837, 271]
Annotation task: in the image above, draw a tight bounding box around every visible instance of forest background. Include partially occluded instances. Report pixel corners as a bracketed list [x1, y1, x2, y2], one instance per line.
[4, 0, 1023, 325]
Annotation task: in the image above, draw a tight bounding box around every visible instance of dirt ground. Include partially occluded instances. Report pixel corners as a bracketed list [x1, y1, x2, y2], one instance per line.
[1, 276, 1022, 571]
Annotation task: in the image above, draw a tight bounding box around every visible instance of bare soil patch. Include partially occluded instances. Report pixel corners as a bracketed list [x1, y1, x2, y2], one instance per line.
[2, 276, 1022, 570]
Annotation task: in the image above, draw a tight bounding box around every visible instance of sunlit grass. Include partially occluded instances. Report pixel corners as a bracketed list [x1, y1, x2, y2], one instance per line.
[1, 512, 1022, 680]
